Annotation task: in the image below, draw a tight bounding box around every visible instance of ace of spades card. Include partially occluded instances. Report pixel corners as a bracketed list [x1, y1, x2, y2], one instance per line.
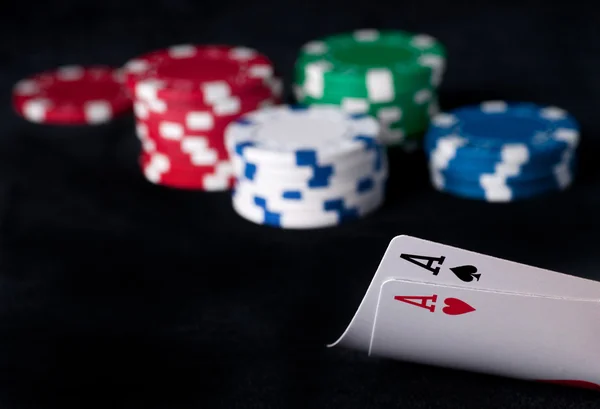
[330, 235, 600, 388]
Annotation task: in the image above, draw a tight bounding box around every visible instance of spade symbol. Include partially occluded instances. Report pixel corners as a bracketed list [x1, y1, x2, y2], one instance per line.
[450, 265, 481, 282]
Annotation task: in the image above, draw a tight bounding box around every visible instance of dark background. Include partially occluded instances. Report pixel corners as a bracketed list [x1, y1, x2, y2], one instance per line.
[2, 0, 600, 408]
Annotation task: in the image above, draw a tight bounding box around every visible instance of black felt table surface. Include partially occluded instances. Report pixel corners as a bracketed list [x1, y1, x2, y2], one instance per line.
[2, 0, 600, 407]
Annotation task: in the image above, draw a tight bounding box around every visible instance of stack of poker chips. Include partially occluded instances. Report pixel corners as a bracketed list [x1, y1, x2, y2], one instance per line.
[11, 65, 133, 164]
[123, 44, 282, 190]
[293, 29, 446, 150]
[425, 101, 579, 202]
[225, 105, 388, 229]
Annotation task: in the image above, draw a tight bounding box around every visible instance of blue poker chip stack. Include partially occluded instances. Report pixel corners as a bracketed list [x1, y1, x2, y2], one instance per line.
[225, 105, 388, 229]
[424, 101, 580, 202]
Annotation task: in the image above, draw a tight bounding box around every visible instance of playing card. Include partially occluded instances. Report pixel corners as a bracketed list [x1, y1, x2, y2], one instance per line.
[369, 278, 600, 387]
[330, 235, 600, 351]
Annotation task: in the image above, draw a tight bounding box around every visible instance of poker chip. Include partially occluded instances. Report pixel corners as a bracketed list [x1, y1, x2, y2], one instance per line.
[124, 44, 276, 103]
[294, 29, 446, 148]
[225, 105, 388, 229]
[232, 145, 386, 187]
[425, 101, 580, 202]
[232, 186, 385, 229]
[432, 174, 572, 202]
[226, 105, 380, 164]
[124, 44, 280, 191]
[12, 65, 132, 125]
[233, 165, 388, 212]
[141, 152, 234, 190]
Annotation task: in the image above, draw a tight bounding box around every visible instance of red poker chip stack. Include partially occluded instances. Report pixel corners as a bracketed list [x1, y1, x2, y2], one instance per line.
[123, 44, 282, 191]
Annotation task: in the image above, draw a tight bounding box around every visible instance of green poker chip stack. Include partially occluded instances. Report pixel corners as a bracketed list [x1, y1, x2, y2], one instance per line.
[294, 29, 447, 148]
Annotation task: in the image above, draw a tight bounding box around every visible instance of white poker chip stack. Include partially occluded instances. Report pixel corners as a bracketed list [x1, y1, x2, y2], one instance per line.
[225, 105, 388, 229]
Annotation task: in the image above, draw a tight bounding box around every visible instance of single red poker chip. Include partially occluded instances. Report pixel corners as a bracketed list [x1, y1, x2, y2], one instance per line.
[12, 65, 131, 125]
[133, 87, 277, 123]
[123, 44, 275, 103]
[140, 153, 234, 191]
[131, 77, 283, 110]
[139, 141, 228, 168]
[140, 152, 225, 172]
[137, 123, 231, 167]
[135, 113, 231, 157]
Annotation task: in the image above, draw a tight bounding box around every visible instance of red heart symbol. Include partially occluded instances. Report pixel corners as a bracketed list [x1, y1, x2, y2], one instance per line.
[442, 298, 476, 315]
